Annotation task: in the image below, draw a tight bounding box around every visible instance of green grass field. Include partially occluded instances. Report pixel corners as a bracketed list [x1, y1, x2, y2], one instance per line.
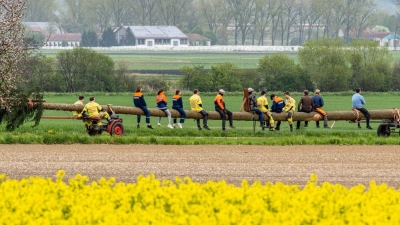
[39, 49, 400, 71]
[2, 92, 400, 145]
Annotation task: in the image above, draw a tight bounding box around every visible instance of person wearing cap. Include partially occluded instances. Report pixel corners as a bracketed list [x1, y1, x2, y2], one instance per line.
[214, 89, 235, 132]
[296, 90, 314, 130]
[282, 91, 296, 132]
[189, 89, 210, 130]
[244, 88, 265, 131]
[257, 90, 275, 131]
[312, 89, 329, 128]
[270, 94, 285, 131]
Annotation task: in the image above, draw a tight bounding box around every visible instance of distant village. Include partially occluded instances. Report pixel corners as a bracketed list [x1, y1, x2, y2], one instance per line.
[23, 22, 400, 48]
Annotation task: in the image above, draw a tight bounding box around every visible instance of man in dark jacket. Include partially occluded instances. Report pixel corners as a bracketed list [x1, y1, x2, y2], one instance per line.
[312, 89, 329, 128]
[296, 90, 314, 130]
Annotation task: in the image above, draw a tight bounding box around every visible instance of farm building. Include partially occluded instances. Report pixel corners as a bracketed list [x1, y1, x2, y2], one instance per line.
[22, 22, 65, 35]
[46, 33, 81, 47]
[186, 34, 211, 46]
[361, 32, 400, 47]
[114, 26, 189, 47]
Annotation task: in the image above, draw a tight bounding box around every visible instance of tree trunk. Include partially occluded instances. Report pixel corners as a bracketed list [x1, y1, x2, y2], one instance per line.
[41, 103, 398, 122]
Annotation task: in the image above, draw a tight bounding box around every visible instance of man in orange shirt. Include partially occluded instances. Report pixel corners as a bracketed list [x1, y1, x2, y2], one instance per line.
[214, 89, 235, 132]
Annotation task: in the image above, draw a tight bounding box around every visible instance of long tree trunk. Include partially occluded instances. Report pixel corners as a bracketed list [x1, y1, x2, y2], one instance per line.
[41, 103, 398, 122]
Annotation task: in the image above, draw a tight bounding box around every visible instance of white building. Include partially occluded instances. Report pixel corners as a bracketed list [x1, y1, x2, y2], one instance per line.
[114, 26, 189, 47]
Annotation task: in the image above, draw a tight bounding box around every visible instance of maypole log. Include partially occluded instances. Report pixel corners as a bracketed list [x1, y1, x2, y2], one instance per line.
[41, 103, 397, 122]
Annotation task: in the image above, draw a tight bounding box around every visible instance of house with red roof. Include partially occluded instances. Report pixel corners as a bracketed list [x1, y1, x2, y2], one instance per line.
[46, 33, 82, 47]
[185, 34, 211, 46]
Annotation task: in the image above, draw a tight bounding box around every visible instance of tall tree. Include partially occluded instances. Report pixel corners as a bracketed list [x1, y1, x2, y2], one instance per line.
[84, 0, 112, 33]
[130, 0, 159, 25]
[156, 0, 193, 26]
[101, 27, 118, 47]
[279, 0, 299, 45]
[107, 0, 131, 26]
[59, 0, 87, 33]
[23, 0, 59, 22]
[254, 0, 277, 45]
[124, 27, 135, 46]
[237, 0, 257, 45]
[299, 39, 352, 91]
[353, 0, 376, 39]
[0, 0, 43, 131]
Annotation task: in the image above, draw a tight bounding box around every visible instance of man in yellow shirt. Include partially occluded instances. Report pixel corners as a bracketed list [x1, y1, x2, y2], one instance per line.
[82, 96, 110, 126]
[189, 89, 210, 130]
[257, 90, 275, 131]
[282, 91, 296, 132]
[72, 95, 84, 118]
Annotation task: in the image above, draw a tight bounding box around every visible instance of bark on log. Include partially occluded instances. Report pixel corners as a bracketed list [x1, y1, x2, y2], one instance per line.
[41, 103, 398, 122]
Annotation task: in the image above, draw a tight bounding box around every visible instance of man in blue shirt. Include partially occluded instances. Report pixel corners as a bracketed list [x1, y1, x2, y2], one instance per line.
[352, 88, 372, 129]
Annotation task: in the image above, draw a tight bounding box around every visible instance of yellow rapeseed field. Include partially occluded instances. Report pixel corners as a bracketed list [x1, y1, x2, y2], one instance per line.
[0, 171, 399, 224]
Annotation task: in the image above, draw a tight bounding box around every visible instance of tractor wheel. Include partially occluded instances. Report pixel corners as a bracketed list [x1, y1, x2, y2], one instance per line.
[377, 124, 390, 137]
[111, 122, 124, 136]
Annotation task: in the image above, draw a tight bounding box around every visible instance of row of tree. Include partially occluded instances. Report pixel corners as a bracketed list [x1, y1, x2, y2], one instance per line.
[180, 39, 399, 92]
[23, 0, 394, 46]
[20, 39, 400, 93]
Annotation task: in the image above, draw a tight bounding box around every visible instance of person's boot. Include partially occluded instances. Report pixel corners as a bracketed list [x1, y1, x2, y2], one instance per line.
[203, 125, 210, 130]
[316, 121, 320, 128]
[276, 121, 281, 131]
[290, 124, 293, 132]
[198, 126, 202, 130]
[147, 124, 153, 129]
[137, 124, 140, 128]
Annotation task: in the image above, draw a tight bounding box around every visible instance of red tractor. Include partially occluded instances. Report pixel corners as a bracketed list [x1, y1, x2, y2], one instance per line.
[82, 105, 124, 136]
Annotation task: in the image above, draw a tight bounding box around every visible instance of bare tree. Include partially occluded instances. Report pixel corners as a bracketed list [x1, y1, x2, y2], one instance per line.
[107, 0, 131, 26]
[237, 0, 257, 45]
[353, 0, 376, 39]
[23, 0, 58, 22]
[59, 0, 87, 33]
[254, 0, 278, 45]
[84, 0, 112, 33]
[306, 0, 323, 41]
[130, 0, 159, 25]
[156, 0, 193, 26]
[279, 0, 299, 45]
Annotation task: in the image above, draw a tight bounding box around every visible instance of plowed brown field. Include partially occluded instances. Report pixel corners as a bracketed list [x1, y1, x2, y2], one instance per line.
[0, 145, 399, 188]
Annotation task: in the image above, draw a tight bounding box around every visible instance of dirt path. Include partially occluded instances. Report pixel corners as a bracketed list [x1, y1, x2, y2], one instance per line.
[0, 145, 399, 187]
